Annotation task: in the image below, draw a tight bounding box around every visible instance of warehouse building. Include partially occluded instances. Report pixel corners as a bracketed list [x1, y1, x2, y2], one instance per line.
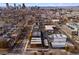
[62, 23, 79, 38]
[50, 34, 67, 48]
[45, 25, 55, 35]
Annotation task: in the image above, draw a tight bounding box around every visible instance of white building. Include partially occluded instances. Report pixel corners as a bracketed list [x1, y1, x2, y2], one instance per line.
[52, 19, 59, 23]
[51, 34, 67, 48]
[45, 25, 55, 33]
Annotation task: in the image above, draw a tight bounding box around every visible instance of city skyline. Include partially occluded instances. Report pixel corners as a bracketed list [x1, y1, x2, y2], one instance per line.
[0, 3, 79, 7]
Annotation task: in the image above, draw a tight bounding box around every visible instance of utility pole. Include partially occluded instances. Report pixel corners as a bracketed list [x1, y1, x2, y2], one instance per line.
[37, 15, 45, 47]
[37, 15, 52, 49]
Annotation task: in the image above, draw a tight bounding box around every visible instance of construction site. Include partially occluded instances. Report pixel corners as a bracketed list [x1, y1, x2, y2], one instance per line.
[0, 3, 79, 55]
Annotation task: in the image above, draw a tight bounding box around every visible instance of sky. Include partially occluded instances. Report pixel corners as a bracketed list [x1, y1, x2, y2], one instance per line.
[0, 3, 79, 7]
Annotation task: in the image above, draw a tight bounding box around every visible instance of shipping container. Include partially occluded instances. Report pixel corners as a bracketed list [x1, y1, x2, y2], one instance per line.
[32, 32, 41, 37]
[31, 37, 41, 44]
[44, 39, 48, 46]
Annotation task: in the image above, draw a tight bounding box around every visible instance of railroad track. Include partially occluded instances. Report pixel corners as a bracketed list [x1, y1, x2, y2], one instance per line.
[22, 23, 35, 54]
[55, 23, 79, 52]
